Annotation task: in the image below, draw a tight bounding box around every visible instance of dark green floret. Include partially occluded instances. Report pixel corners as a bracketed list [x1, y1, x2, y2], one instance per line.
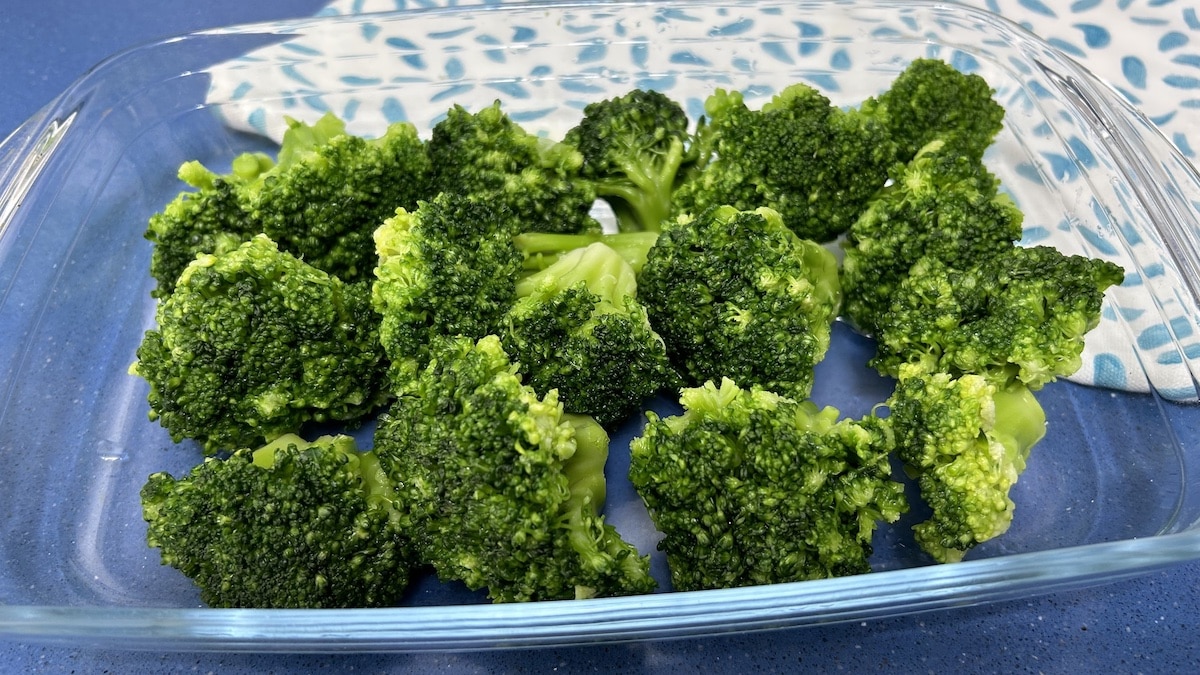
[564, 88, 696, 233]
[144, 152, 273, 298]
[872, 245, 1126, 388]
[500, 242, 678, 426]
[428, 101, 600, 235]
[671, 83, 897, 242]
[877, 57, 1006, 164]
[132, 234, 387, 454]
[252, 112, 433, 284]
[373, 335, 656, 602]
[629, 378, 907, 591]
[638, 205, 841, 401]
[840, 139, 1025, 336]
[371, 192, 523, 381]
[140, 433, 414, 608]
[887, 365, 1047, 563]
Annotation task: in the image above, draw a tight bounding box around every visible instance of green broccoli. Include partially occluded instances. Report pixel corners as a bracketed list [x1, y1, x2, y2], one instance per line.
[144, 152, 274, 298]
[872, 246, 1125, 388]
[428, 101, 600, 235]
[514, 230, 661, 275]
[140, 433, 414, 608]
[373, 335, 655, 602]
[144, 113, 430, 297]
[877, 57, 1006, 164]
[638, 205, 841, 401]
[671, 83, 896, 242]
[132, 234, 387, 454]
[629, 378, 907, 591]
[253, 112, 433, 284]
[370, 192, 523, 381]
[500, 242, 677, 426]
[840, 139, 1025, 336]
[886, 365, 1047, 563]
[563, 88, 696, 233]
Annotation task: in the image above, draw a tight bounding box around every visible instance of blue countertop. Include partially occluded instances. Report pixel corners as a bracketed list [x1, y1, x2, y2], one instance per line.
[2, 1, 1199, 672]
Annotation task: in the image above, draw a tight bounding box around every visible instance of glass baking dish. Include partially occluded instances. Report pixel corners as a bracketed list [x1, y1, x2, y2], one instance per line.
[2, 0, 1199, 652]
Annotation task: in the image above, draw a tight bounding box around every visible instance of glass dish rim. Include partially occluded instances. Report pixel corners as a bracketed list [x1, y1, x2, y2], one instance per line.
[2, 0, 1200, 651]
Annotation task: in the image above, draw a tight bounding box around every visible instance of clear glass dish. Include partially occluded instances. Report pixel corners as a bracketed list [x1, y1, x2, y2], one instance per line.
[1, 0, 1199, 652]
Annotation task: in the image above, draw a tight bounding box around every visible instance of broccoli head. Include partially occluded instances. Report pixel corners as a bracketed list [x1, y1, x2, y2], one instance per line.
[877, 57, 1006, 163]
[144, 152, 274, 298]
[638, 205, 841, 401]
[500, 242, 678, 426]
[373, 335, 655, 602]
[887, 365, 1047, 563]
[370, 192, 523, 380]
[253, 112, 433, 284]
[428, 101, 600, 235]
[840, 139, 1024, 335]
[629, 378, 907, 591]
[141, 433, 414, 608]
[132, 234, 387, 453]
[563, 88, 696, 232]
[671, 84, 896, 242]
[872, 246, 1126, 388]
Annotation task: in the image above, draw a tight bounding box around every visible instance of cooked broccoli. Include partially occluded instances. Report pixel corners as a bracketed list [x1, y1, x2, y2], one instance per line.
[132, 234, 387, 454]
[514, 230, 660, 275]
[638, 205, 841, 401]
[887, 365, 1047, 563]
[629, 378, 906, 591]
[370, 192, 523, 381]
[671, 83, 896, 242]
[141, 433, 414, 608]
[373, 335, 655, 602]
[840, 139, 1024, 336]
[144, 151, 273, 298]
[500, 242, 677, 426]
[428, 101, 600, 235]
[872, 246, 1125, 388]
[253, 112, 433, 284]
[563, 88, 696, 233]
[877, 57, 1006, 164]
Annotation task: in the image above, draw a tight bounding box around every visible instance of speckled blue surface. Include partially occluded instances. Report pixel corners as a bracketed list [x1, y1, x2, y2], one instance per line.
[2, 1, 1199, 672]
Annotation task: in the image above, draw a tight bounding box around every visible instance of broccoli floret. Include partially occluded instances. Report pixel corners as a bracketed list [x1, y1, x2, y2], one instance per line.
[140, 433, 414, 608]
[671, 84, 896, 242]
[500, 242, 677, 426]
[132, 234, 387, 453]
[144, 152, 274, 298]
[373, 335, 655, 602]
[877, 58, 1006, 164]
[840, 139, 1024, 335]
[563, 89, 696, 233]
[371, 192, 523, 380]
[872, 246, 1125, 388]
[514, 230, 660, 275]
[428, 101, 600, 235]
[887, 365, 1047, 563]
[253, 112, 433, 284]
[638, 205, 841, 400]
[629, 378, 906, 591]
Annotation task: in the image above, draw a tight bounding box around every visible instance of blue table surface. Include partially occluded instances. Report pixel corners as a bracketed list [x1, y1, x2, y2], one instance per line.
[3, 1, 1199, 672]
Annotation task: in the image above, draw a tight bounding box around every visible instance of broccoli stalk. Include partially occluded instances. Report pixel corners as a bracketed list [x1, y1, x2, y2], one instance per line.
[888, 365, 1047, 563]
[629, 378, 907, 591]
[373, 335, 655, 602]
[564, 89, 696, 233]
[500, 242, 677, 426]
[513, 230, 661, 275]
[141, 433, 414, 608]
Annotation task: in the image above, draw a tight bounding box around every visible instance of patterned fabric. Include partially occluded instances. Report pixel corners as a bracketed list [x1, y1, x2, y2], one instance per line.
[205, 0, 1200, 400]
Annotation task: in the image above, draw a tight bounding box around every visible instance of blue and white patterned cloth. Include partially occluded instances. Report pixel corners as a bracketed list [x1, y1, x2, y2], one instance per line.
[205, 0, 1200, 400]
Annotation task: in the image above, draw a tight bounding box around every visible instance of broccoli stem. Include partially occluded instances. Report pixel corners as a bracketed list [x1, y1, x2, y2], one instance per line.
[514, 231, 659, 275]
[990, 382, 1047, 473]
[591, 135, 687, 233]
[515, 242, 639, 305]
